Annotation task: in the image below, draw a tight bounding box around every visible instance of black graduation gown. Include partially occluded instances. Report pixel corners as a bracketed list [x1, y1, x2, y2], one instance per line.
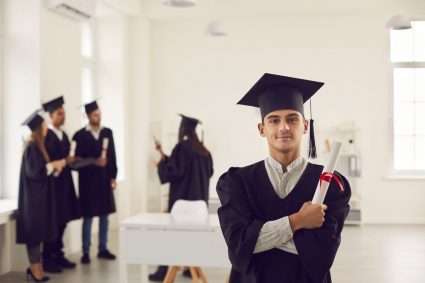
[16, 142, 58, 245]
[45, 129, 81, 225]
[158, 140, 214, 210]
[72, 127, 117, 217]
[217, 161, 351, 283]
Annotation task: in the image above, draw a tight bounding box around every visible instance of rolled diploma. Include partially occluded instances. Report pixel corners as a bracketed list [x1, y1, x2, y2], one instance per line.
[311, 141, 342, 204]
[101, 138, 109, 158]
[69, 141, 77, 157]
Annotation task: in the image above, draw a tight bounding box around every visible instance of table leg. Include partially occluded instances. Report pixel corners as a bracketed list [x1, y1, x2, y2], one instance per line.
[141, 264, 148, 283]
[119, 228, 128, 283]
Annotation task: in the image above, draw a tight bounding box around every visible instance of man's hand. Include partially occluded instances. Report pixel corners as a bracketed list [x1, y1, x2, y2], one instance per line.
[289, 201, 327, 232]
[65, 156, 77, 165]
[51, 159, 66, 175]
[111, 179, 117, 191]
[95, 157, 108, 167]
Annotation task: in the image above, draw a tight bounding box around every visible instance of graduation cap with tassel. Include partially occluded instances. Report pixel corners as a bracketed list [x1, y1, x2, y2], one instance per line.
[237, 73, 324, 159]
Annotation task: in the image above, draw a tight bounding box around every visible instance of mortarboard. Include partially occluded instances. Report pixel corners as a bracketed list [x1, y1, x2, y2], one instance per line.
[84, 101, 99, 115]
[42, 96, 65, 113]
[22, 110, 44, 131]
[179, 114, 200, 130]
[237, 73, 324, 159]
[179, 114, 204, 143]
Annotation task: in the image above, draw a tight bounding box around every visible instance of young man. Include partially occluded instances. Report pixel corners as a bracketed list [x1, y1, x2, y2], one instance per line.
[217, 73, 351, 283]
[149, 114, 214, 281]
[41, 96, 81, 273]
[72, 101, 118, 264]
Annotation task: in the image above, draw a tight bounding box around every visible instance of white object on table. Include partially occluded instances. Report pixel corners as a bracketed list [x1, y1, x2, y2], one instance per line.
[312, 141, 343, 204]
[170, 200, 209, 224]
[119, 213, 230, 283]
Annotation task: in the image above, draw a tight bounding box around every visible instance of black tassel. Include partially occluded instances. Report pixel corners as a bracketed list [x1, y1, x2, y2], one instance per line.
[309, 119, 317, 159]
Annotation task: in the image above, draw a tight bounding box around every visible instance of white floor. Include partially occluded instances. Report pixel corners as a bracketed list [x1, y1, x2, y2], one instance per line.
[1, 224, 425, 282]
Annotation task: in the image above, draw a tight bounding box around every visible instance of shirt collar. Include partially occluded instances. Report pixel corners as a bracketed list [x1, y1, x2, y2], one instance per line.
[267, 155, 304, 174]
[48, 124, 63, 140]
[85, 124, 103, 132]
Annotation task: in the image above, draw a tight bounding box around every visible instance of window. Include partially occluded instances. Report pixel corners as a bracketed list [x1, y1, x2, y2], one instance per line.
[81, 20, 96, 124]
[391, 21, 425, 173]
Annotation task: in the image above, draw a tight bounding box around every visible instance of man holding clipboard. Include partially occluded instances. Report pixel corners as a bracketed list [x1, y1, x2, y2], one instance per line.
[72, 100, 118, 264]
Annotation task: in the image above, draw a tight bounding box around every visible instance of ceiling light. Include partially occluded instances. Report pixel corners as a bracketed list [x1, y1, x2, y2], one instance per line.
[162, 0, 196, 8]
[387, 15, 412, 30]
[205, 21, 227, 36]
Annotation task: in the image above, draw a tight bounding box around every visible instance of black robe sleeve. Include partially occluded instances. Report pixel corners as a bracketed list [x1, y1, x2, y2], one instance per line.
[216, 168, 266, 274]
[294, 172, 351, 283]
[25, 143, 48, 180]
[107, 130, 118, 179]
[157, 143, 189, 184]
[208, 154, 214, 178]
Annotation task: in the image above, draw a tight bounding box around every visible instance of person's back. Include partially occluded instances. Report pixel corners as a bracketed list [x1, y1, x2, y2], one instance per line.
[150, 114, 213, 282]
[159, 139, 213, 209]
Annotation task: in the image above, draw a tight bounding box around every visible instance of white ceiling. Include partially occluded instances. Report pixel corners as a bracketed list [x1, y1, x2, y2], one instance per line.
[139, 0, 425, 20]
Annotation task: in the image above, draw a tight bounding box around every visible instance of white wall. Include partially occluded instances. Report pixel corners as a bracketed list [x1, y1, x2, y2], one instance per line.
[147, 10, 425, 223]
[2, 0, 41, 200]
[127, 16, 152, 214]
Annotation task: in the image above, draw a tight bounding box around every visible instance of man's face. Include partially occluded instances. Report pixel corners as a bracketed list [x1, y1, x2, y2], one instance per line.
[258, 109, 308, 155]
[88, 109, 101, 126]
[50, 107, 65, 127]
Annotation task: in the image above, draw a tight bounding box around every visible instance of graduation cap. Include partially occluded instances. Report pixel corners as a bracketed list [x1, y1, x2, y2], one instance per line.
[179, 114, 200, 130]
[42, 96, 64, 113]
[84, 100, 99, 115]
[237, 73, 324, 159]
[179, 114, 204, 142]
[22, 110, 44, 131]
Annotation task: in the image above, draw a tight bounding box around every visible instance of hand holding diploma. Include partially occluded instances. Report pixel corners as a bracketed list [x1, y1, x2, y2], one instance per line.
[153, 136, 166, 161]
[101, 138, 109, 158]
[311, 141, 345, 205]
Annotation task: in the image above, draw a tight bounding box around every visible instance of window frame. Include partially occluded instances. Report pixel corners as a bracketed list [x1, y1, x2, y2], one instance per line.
[390, 19, 425, 177]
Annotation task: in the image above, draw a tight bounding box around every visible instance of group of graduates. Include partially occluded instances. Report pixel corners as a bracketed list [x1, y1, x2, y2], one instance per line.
[17, 97, 118, 282]
[17, 72, 352, 283]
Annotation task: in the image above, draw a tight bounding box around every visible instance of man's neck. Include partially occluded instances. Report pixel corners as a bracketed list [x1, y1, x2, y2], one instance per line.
[269, 149, 301, 169]
[89, 123, 100, 131]
[52, 123, 62, 130]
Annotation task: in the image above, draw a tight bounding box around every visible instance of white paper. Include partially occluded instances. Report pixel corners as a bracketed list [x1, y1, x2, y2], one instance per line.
[69, 141, 77, 157]
[312, 141, 342, 204]
[101, 138, 109, 158]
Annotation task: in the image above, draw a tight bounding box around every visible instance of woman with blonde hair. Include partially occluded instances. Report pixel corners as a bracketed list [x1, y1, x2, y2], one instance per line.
[16, 110, 65, 282]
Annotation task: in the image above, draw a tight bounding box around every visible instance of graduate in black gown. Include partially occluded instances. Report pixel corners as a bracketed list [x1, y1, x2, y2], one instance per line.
[72, 101, 118, 264]
[217, 74, 351, 283]
[41, 96, 81, 273]
[17, 111, 67, 282]
[149, 114, 214, 281]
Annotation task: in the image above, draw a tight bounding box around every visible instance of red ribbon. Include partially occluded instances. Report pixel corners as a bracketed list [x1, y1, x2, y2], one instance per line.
[319, 171, 344, 192]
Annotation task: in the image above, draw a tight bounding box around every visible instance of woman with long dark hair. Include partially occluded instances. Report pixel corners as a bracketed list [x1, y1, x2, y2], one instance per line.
[149, 114, 214, 281]
[16, 111, 65, 282]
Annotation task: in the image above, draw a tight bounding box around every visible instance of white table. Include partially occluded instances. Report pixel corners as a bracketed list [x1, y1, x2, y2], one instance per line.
[119, 213, 231, 283]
